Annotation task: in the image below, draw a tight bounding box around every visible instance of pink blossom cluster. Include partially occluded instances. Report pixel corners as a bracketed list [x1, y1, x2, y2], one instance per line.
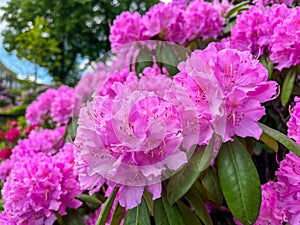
[287, 97, 300, 145]
[230, 4, 300, 70]
[174, 42, 277, 142]
[0, 143, 82, 225]
[0, 126, 65, 182]
[74, 65, 199, 209]
[26, 85, 75, 125]
[109, 1, 225, 51]
[250, 101, 300, 224]
[253, 0, 293, 6]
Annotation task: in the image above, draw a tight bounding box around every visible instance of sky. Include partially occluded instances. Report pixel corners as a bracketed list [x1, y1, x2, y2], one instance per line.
[0, 0, 169, 85]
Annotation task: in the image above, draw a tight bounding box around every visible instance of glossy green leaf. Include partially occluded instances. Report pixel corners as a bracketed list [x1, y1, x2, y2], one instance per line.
[225, 1, 250, 18]
[259, 123, 300, 157]
[201, 167, 223, 205]
[154, 192, 185, 225]
[110, 202, 125, 225]
[135, 48, 153, 76]
[96, 188, 119, 225]
[185, 186, 213, 225]
[217, 138, 261, 225]
[281, 68, 296, 107]
[167, 137, 215, 204]
[177, 201, 202, 225]
[260, 132, 278, 152]
[124, 198, 150, 225]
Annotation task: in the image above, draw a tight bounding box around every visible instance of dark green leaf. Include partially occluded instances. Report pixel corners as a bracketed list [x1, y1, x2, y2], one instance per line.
[124, 198, 151, 225]
[217, 138, 261, 225]
[96, 188, 119, 225]
[281, 68, 296, 107]
[260, 132, 278, 152]
[167, 137, 215, 204]
[185, 186, 213, 225]
[110, 202, 125, 225]
[225, 1, 250, 18]
[135, 48, 153, 76]
[62, 209, 85, 225]
[143, 190, 154, 216]
[259, 123, 300, 157]
[177, 201, 202, 225]
[201, 167, 223, 205]
[154, 192, 185, 225]
[76, 194, 102, 209]
[156, 43, 180, 76]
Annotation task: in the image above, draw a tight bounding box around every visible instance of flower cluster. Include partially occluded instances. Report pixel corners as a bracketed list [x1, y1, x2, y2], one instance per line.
[0, 126, 65, 182]
[253, 0, 293, 6]
[74, 65, 199, 209]
[174, 42, 277, 142]
[10, 126, 65, 160]
[230, 4, 300, 70]
[287, 97, 300, 145]
[26, 85, 75, 125]
[109, 1, 225, 51]
[0, 144, 82, 225]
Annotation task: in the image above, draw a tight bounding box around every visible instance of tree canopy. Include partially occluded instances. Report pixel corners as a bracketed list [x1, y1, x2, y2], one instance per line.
[1, 0, 159, 85]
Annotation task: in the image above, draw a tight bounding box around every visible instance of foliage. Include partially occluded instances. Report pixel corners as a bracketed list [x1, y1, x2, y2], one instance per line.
[1, 0, 159, 85]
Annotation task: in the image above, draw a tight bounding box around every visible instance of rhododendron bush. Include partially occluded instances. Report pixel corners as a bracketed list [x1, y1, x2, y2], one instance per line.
[1, 0, 300, 224]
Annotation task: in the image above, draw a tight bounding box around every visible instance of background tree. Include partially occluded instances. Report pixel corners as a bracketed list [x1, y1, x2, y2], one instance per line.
[1, 0, 159, 85]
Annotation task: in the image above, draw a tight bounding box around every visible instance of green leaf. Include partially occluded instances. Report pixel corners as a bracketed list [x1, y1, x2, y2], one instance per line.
[135, 48, 153, 76]
[259, 132, 278, 152]
[217, 138, 261, 225]
[154, 192, 185, 225]
[155, 43, 180, 76]
[124, 198, 151, 225]
[62, 209, 85, 225]
[281, 68, 296, 107]
[201, 167, 223, 205]
[96, 188, 119, 225]
[167, 137, 215, 204]
[185, 186, 213, 225]
[259, 123, 300, 157]
[110, 202, 125, 225]
[76, 194, 102, 209]
[143, 190, 154, 216]
[177, 201, 202, 225]
[225, 1, 250, 18]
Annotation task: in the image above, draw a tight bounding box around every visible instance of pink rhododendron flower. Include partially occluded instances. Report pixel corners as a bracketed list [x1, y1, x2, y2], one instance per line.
[230, 6, 271, 56]
[5, 128, 20, 143]
[287, 97, 300, 145]
[213, 0, 233, 17]
[276, 152, 300, 224]
[109, 12, 148, 52]
[50, 85, 75, 124]
[26, 86, 74, 125]
[74, 68, 198, 209]
[0, 159, 13, 181]
[11, 126, 66, 161]
[253, 0, 293, 6]
[0, 147, 12, 160]
[1, 146, 81, 225]
[142, 3, 187, 44]
[254, 181, 286, 225]
[185, 0, 225, 41]
[270, 6, 300, 70]
[8, 120, 18, 128]
[176, 42, 277, 142]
